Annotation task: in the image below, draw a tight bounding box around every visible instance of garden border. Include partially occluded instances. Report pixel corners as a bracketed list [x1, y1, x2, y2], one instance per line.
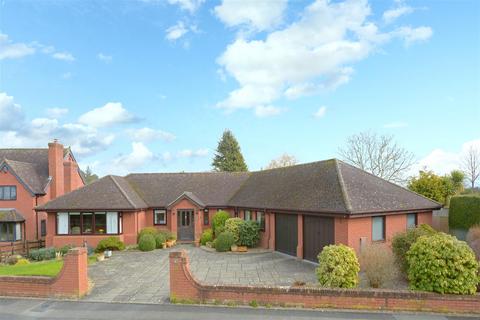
[169, 250, 480, 314]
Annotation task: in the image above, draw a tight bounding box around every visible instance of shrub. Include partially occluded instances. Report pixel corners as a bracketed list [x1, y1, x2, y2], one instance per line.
[95, 236, 125, 253]
[406, 233, 479, 294]
[212, 210, 230, 237]
[138, 234, 156, 252]
[215, 231, 235, 252]
[449, 194, 480, 230]
[238, 220, 260, 247]
[137, 227, 158, 242]
[391, 224, 437, 272]
[165, 231, 176, 241]
[316, 244, 359, 288]
[200, 229, 213, 246]
[15, 258, 30, 265]
[154, 233, 167, 249]
[224, 218, 243, 244]
[467, 225, 480, 261]
[5, 255, 20, 265]
[359, 243, 398, 288]
[58, 244, 75, 256]
[28, 247, 56, 261]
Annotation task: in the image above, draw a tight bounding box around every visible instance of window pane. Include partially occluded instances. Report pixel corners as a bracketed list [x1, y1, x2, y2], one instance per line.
[0, 187, 3, 199]
[95, 213, 106, 234]
[407, 214, 417, 229]
[57, 212, 69, 235]
[41, 220, 47, 237]
[15, 223, 21, 240]
[82, 213, 93, 234]
[69, 213, 81, 234]
[0, 223, 6, 241]
[154, 210, 166, 225]
[245, 211, 251, 221]
[257, 212, 265, 230]
[10, 187, 16, 199]
[107, 212, 118, 234]
[3, 187, 10, 200]
[372, 216, 385, 241]
[204, 212, 209, 225]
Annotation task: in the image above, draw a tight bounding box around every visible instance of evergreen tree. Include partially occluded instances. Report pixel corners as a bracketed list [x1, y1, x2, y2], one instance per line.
[83, 166, 99, 184]
[212, 130, 248, 172]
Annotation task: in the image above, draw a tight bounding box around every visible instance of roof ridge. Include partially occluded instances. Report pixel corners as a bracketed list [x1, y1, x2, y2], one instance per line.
[336, 159, 443, 207]
[109, 176, 141, 209]
[254, 158, 338, 173]
[334, 159, 352, 213]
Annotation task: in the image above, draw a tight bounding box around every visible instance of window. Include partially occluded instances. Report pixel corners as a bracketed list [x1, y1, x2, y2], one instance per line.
[0, 222, 21, 241]
[0, 186, 17, 200]
[256, 211, 265, 231]
[407, 213, 417, 229]
[41, 220, 47, 237]
[56, 212, 120, 235]
[244, 210, 251, 221]
[203, 212, 209, 225]
[154, 209, 167, 225]
[372, 216, 385, 241]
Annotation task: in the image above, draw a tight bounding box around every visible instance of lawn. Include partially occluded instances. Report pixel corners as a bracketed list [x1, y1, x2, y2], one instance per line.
[0, 260, 64, 277]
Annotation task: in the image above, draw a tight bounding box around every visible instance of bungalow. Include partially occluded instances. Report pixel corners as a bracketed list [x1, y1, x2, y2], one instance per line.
[36, 159, 441, 262]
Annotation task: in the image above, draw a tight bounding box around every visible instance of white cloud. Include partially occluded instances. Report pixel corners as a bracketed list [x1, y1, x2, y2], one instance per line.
[113, 142, 154, 172]
[313, 106, 327, 118]
[216, 0, 432, 116]
[383, 121, 408, 128]
[395, 26, 433, 46]
[254, 105, 284, 118]
[0, 33, 35, 60]
[78, 102, 138, 128]
[214, 0, 287, 32]
[52, 51, 75, 62]
[97, 53, 112, 63]
[0, 92, 25, 130]
[178, 148, 209, 158]
[129, 127, 176, 142]
[167, 0, 204, 13]
[46, 108, 69, 119]
[383, 5, 413, 24]
[165, 21, 189, 41]
[62, 72, 73, 79]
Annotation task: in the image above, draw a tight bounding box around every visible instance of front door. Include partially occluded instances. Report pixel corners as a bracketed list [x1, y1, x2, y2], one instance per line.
[177, 210, 194, 241]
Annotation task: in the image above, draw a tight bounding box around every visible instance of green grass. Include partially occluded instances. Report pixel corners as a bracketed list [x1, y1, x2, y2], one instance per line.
[0, 260, 64, 277]
[88, 256, 97, 265]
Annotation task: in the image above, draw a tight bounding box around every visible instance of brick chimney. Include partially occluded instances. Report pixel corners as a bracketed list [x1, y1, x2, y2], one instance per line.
[48, 139, 65, 199]
[63, 159, 78, 193]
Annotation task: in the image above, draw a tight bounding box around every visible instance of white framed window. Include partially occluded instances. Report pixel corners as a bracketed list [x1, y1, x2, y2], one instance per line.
[244, 210, 251, 221]
[57, 212, 69, 235]
[372, 216, 385, 241]
[154, 209, 167, 225]
[107, 212, 119, 234]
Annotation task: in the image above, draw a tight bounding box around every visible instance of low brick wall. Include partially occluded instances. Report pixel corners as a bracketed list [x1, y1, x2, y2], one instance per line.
[169, 250, 480, 314]
[0, 247, 88, 298]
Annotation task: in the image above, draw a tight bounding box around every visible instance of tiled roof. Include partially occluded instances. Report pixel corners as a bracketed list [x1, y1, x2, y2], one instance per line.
[0, 208, 25, 222]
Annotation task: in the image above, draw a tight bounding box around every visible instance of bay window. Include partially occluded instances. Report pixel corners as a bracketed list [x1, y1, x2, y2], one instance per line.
[57, 212, 121, 235]
[0, 222, 22, 241]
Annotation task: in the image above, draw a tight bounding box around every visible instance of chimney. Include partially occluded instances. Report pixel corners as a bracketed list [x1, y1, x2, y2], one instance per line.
[48, 139, 65, 198]
[64, 160, 78, 193]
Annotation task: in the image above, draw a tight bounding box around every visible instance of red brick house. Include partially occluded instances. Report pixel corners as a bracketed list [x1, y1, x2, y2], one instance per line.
[0, 140, 85, 243]
[37, 159, 441, 262]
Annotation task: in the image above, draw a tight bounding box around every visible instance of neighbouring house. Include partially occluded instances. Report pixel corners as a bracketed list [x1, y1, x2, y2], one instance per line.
[36, 159, 441, 262]
[0, 140, 85, 243]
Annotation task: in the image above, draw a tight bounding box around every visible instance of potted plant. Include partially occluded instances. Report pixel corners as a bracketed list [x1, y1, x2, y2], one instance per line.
[96, 253, 105, 261]
[166, 232, 177, 247]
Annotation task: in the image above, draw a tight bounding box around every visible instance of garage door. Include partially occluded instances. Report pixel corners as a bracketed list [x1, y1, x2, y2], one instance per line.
[275, 213, 298, 256]
[303, 216, 334, 262]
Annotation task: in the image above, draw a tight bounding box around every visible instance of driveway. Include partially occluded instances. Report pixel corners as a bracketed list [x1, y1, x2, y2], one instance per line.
[84, 245, 317, 303]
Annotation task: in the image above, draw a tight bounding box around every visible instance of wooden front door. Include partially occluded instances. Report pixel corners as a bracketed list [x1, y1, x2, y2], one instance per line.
[177, 210, 194, 241]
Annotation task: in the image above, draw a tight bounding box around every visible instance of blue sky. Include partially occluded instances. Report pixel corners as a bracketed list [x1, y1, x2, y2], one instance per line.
[0, 0, 479, 177]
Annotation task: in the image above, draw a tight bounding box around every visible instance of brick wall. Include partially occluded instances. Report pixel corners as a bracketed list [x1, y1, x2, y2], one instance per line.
[0, 247, 88, 298]
[169, 250, 480, 314]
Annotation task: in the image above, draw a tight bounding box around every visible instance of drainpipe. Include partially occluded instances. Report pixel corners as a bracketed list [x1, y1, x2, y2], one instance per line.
[35, 196, 39, 240]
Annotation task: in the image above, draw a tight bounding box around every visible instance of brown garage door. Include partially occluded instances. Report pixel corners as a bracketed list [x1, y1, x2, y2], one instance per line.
[303, 215, 334, 262]
[275, 213, 298, 257]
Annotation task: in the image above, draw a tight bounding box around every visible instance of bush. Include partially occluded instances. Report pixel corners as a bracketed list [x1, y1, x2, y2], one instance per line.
[154, 233, 167, 249]
[165, 231, 176, 241]
[406, 233, 479, 294]
[467, 225, 480, 261]
[212, 210, 230, 237]
[215, 231, 235, 252]
[5, 255, 20, 265]
[15, 258, 30, 265]
[95, 236, 125, 253]
[137, 227, 158, 242]
[138, 234, 156, 252]
[58, 244, 75, 256]
[238, 220, 260, 247]
[200, 229, 213, 246]
[28, 247, 56, 261]
[449, 194, 480, 230]
[391, 224, 437, 272]
[224, 218, 243, 244]
[316, 244, 359, 288]
[359, 243, 398, 288]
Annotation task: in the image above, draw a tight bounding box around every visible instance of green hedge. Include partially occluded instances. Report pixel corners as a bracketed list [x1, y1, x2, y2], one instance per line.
[138, 234, 156, 252]
[449, 195, 480, 230]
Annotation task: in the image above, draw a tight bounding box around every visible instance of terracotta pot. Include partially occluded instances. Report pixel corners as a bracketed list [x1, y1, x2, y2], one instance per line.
[237, 246, 248, 252]
[162, 243, 167, 249]
[231, 245, 238, 252]
[166, 240, 173, 248]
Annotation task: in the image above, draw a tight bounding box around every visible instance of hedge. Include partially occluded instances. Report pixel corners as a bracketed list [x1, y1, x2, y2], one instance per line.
[449, 195, 480, 230]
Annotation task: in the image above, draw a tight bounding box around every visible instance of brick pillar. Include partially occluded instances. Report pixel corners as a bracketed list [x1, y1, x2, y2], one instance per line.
[169, 250, 199, 301]
[194, 210, 202, 246]
[268, 212, 275, 250]
[52, 247, 88, 297]
[296, 214, 303, 259]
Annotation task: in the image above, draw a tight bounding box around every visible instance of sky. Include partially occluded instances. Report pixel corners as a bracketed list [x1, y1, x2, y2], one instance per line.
[0, 0, 479, 177]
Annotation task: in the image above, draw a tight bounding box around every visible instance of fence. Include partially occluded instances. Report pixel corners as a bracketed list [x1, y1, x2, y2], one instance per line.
[0, 239, 45, 258]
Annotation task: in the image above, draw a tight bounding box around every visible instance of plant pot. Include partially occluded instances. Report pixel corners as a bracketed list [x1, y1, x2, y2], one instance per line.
[104, 250, 112, 258]
[162, 243, 167, 249]
[166, 240, 173, 248]
[237, 246, 248, 252]
[96, 254, 105, 262]
[231, 245, 238, 252]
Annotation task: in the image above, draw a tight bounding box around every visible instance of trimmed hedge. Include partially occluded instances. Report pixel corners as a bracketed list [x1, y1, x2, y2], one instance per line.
[316, 244, 359, 288]
[449, 194, 480, 230]
[137, 227, 158, 242]
[238, 220, 260, 247]
[200, 229, 213, 246]
[138, 234, 156, 252]
[212, 211, 230, 237]
[215, 231, 235, 252]
[95, 236, 126, 253]
[225, 218, 243, 244]
[155, 233, 167, 249]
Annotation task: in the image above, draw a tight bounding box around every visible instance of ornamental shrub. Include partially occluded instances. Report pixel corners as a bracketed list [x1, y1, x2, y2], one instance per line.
[58, 244, 75, 256]
[15, 258, 30, 265]
[215, 231, 235, 252]
[467, 225, 480, 260]
[163, 231, 176, 241]
[316, 244, 359, 288]
[137, 227, 158, 242]
[154, 233, 167, 249]
[391, 224, 437, 272]
[200, 229, 213, 246]
[449, 194, 480, 230]
[359, 243, 398, 288]
[28, 247, 56, 261]
[138, 234, 156, 252]
[95, 236, 125, 253]
[238, 220, 260, 247]
[224, 218, 243, 244]
[212, 210, 230, 237]
[406, 233, 479, 294]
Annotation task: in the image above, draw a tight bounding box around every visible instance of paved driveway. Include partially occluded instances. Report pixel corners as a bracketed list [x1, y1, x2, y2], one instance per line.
[84, 245, 316, 304]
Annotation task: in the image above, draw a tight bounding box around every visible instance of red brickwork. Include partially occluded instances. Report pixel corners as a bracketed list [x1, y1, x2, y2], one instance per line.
[169, 250, 480, 314]
[0, 247, 88, 298]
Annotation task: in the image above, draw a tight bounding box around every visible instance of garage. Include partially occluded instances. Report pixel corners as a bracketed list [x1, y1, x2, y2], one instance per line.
[275, 213, 298, 256]
[303, 215, 334, 262]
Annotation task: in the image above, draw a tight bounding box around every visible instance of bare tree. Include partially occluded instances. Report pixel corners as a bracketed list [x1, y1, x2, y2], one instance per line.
[338, 131, 414, 184]
[265, 153, 298, 169]
[462, 146, 480, 189]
